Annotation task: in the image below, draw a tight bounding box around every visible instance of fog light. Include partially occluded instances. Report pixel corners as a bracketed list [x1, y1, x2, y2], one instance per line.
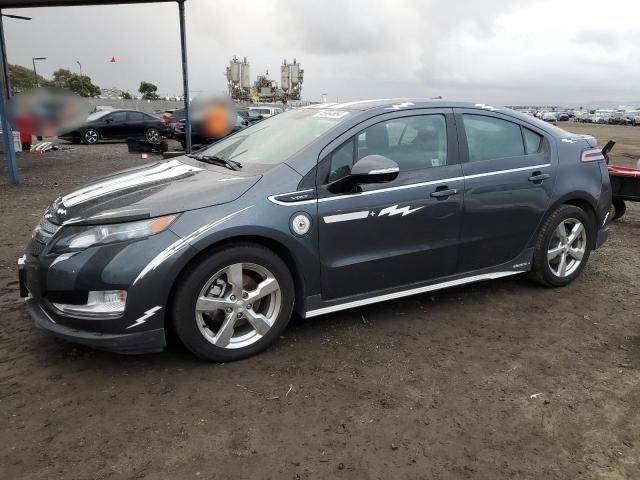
[51, 290, 127, 319]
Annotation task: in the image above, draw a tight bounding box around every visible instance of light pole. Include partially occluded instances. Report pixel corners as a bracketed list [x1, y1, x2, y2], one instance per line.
[0, 12, 32, 99]
[76, 60, 82, 75]
[32, 56, 46, 87]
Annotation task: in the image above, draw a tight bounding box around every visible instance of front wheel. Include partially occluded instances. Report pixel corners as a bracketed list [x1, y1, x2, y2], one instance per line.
[530, 205, 593, 287]
[172, 244, 294, 362]
[82, 129, 99, 145]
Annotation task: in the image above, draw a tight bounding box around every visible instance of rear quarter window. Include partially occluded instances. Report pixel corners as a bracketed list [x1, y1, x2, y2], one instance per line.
[463, 114, 525, 162]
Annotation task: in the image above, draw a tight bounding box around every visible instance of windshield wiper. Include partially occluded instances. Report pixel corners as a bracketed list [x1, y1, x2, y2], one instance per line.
[187, 153, 242, 171]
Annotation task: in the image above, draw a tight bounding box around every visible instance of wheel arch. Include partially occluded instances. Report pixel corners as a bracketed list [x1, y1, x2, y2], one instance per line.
[528, 193, 598, 250]
[164, 234, 307, 334]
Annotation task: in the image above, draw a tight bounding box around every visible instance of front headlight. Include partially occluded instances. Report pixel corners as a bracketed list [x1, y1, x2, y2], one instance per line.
[53, 215, 177, 252]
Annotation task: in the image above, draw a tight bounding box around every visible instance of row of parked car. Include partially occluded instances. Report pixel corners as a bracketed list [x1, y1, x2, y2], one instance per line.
[573, 110, 639, 125]
[59, 105, 285, 147]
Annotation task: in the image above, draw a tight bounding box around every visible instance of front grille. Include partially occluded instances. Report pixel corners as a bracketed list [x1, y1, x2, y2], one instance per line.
[27, 239, 45, 257]
[28, 212, 61, 257]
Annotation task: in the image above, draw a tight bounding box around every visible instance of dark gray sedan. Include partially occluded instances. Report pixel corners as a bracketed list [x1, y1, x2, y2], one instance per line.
[20, 100, 612, 361]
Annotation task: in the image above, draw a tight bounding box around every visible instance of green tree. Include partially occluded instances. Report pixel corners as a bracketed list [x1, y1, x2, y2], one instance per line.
[138, 81, 160, 100]
[65, 74, 101, 97]
[51, 68, 73, 88]
[121, 91, 132, 99]
[50, 68, 100, 97]
[8, 63, 48, 92]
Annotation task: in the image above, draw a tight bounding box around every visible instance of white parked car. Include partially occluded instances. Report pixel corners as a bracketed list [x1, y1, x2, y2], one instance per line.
[248, 106, 284, 118]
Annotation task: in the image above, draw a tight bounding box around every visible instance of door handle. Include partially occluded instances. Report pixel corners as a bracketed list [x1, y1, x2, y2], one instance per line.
[430, 187, 457, 198]
[528, 172, 551, 182]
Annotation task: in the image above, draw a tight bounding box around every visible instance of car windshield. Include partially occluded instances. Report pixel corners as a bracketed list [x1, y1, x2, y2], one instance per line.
[199, 108, 354, 165]
[87, 110, 112, 121]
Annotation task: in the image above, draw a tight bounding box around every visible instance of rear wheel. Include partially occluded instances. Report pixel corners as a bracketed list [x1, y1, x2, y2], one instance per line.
[172, 244, 294, 362]
[145, 127, 161, 144]
[611, 199, 626, 221]
[530, 205, 593, 287]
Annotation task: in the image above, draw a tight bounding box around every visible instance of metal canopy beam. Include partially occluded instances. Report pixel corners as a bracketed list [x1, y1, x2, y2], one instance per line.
[1, 0, 191, 185]
[0, 1, 170, 7]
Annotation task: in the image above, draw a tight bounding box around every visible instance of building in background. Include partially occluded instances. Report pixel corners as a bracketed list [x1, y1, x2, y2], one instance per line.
[280, 58, 304, 102]
[225, 56, 251, 102]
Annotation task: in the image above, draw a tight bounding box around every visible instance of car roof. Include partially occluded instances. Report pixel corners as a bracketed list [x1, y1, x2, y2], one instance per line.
[302, 98, 577, 139]
[302, 98, 506, 112]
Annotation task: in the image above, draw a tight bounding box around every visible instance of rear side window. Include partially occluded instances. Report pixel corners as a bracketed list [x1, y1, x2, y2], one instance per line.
[127, 112, 145, 121]
[523, 127, 543, 154]
[463, 115, 524, 162]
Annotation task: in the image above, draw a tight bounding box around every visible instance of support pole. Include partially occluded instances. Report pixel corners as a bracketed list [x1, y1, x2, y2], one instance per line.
[177, 0, 191, 153]
[0, 10, 17, 184]
[0, 11, 11, 100]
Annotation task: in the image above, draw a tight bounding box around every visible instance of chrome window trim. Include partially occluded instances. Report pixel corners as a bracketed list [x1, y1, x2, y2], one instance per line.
[267, 163, 551, 206]
[305, 270, 523, 318]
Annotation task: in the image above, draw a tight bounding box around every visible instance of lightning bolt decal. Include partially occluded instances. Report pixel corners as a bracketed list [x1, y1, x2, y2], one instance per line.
[126, 306, 162, 329]
[378, 205, 424, 217]
[385, 102, 415, 110]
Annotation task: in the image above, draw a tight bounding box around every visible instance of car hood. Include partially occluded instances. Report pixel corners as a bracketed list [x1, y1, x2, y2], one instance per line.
[49, 158, 261, 225]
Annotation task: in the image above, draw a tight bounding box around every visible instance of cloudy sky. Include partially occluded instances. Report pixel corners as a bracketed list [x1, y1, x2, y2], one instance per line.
[3, 0, 639, 105]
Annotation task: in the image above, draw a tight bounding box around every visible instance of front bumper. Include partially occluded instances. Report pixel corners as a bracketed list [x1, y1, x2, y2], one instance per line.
[18, 226, 194, 355]
[27, 298, 165, 354]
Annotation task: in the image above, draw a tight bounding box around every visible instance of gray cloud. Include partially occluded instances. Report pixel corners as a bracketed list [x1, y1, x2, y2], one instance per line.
[3, 0, 639, 105]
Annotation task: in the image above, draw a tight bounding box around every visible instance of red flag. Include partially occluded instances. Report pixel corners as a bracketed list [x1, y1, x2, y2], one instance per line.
[110, 56, 116, 63]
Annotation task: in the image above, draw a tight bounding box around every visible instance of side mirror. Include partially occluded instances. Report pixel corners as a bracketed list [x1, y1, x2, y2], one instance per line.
[327, 154, 399, 194]
[350, 155, 399, 183]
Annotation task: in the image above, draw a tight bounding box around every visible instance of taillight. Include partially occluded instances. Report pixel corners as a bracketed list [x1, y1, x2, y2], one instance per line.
[581, 148, 605, 162]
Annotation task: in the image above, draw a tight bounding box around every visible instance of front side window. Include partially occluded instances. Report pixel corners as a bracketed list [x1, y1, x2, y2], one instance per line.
[108, 112, 127, 123]
[463, 115, 525, 162]
[327, 114, 448, 183]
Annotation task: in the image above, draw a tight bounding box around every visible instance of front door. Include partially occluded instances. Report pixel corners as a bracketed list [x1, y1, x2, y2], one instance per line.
[317, 110, 464, 300]
[100, 111, 127, 139]
[454, 109, 557, 272]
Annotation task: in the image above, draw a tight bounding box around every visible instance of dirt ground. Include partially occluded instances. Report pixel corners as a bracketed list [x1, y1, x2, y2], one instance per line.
[1, 125, 639, 480]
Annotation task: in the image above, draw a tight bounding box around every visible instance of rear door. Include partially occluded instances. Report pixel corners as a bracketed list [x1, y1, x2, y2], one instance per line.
[317, 109, 464, 300]
[454, 108, 557, 272]
[126, 111, 148, 138]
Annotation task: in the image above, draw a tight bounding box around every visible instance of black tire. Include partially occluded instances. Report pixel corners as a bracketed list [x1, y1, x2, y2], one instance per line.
[172, 244, 295, 362]
[611, 199, 626, 221]
[82, 129, 99, 145]
[530, 205, 594, 287]
[145, 127, 161, 144]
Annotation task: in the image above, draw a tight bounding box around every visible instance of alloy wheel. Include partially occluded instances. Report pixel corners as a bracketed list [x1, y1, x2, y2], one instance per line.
[195, 263, 282, 349]
[84, 130, 98, 144]
[547, 218, 587, 278]
[146, 128, 160, 144]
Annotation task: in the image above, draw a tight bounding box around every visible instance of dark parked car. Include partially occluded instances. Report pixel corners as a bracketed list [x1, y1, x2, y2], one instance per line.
[161, 108, 186, 133]
[59, 109, 170, 145]
[174, 113, 249, 149]
[20, 100, 611, 362]
[238, 109, 265, 124]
